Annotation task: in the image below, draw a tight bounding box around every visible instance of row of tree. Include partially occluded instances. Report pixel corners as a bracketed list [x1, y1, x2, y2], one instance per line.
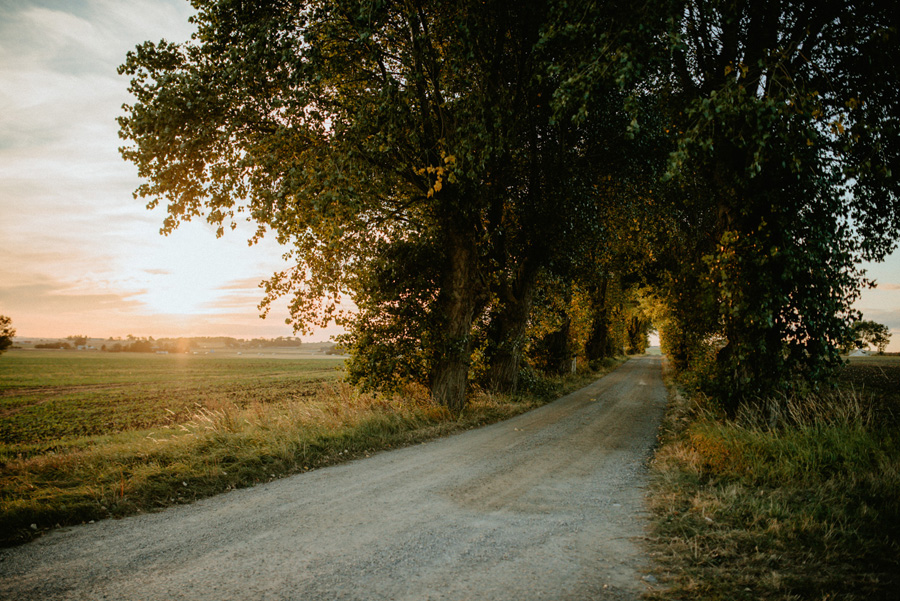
[0, 330, 310, 355]
[119, 0, 898, 412]
[101, 335, 305, 353]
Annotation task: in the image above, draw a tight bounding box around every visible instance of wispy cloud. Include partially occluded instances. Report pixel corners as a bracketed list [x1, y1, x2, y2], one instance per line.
[207, 277, 268, 312]
[0, 277, 144, 314]
[216, 277, 269, 292]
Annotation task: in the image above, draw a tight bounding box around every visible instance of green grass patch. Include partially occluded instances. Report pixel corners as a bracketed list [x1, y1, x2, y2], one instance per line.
[1, 352, 341, 447]
[1, 350, 622, 546]
[646, 359, 900, 600]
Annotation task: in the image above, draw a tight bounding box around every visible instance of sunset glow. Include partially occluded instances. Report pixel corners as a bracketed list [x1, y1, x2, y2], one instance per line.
[0, 0, 344, 341]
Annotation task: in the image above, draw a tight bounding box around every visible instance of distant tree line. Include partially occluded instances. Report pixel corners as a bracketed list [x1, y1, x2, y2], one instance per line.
[101, 336, 304, 353]
[7, 335, 305, 354]
[35, 342, 74, 350]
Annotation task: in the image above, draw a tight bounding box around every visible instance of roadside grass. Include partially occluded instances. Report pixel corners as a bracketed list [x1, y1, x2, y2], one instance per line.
[646, 358, 900, 600]
[1, 351, 623, 547]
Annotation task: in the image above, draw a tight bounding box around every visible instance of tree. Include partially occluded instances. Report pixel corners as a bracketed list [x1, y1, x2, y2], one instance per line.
[624, 290, 654, 355]
[120, 0, 518, 410]
[0, 315, 15, 354]
[119, 0, 899, 413]
[119, 0, 658, 409]
[477, 50, 660, 391]
[843, 320, 892, 354]
[650, 0, 900, 409]
[67, 335, 89, 347]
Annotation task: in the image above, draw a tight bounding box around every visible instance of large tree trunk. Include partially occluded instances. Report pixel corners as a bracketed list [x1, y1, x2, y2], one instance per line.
[486, 323, 527, 393]
[585, 277, 611, 362]
[486, 269, 537, 394]
[545, 314, 574, 375]
[484, 258, 538, 393]
[431, 226, 482, 413]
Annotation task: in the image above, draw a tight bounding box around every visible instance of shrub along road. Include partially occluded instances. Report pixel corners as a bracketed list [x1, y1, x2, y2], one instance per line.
[0, 356, 667, 601]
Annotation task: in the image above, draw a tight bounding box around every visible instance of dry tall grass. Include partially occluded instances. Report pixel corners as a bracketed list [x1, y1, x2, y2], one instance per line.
[646, 366, 900, 601]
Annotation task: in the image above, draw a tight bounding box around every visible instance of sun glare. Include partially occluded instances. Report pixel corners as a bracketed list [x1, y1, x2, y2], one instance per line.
[126, 221, 267, 317]
[137, 267, 226, 316]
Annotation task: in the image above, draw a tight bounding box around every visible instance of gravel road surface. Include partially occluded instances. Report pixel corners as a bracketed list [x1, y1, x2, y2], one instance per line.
[1, 355, 667, 601]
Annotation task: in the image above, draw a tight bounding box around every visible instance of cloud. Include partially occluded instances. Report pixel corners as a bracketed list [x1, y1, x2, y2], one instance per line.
[207, 277, 268, 311]
[1, 1, 196, 74]
[876, 283, 900, 291]
[854, 304, 900, 329]
[0, 273, 146, 337]
[205, 292, 266, 313]
[0, 2, 304, 340]
[0, 270, 297, 340]
[216, 277, 269, 291]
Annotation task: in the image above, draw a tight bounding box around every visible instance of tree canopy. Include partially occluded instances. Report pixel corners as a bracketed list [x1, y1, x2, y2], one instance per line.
[120, 0, 899, 411]
[643, 0, 900, 407]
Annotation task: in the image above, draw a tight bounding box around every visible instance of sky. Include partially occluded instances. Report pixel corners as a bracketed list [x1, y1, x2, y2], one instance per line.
[0, 0, 342, 341]
[1, 0, 899, 350]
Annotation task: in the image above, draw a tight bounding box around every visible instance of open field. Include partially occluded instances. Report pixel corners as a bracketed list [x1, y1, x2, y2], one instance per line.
[2, 350, 344, 448]
[838, 355, 900, 411]
[647, 356, 900, 600]
[2, 350, 343, 449]
[0, 349, 622, 546]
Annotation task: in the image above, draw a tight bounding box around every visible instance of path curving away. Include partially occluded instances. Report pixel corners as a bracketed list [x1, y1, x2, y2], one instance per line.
[0, 356, 667, 601]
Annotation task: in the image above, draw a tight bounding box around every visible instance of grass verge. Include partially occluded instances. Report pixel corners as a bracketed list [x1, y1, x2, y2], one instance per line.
[1, 358, 622, 547]
[645, 361, 900, 600]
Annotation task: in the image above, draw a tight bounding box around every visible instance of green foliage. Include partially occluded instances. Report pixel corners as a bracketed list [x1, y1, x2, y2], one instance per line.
[513, 364, 557, 400]
[120, 0, 508, 407]
[339, 236, 442, 391]
[118, 0, 659, 408]
[118, 0, 900, 410]
[647, 0, 900, 408]
[0, 315, 14, 355]
[624, 304, 652, 355]
[525, 275, 577, 375]
[843, 319, 892, 354]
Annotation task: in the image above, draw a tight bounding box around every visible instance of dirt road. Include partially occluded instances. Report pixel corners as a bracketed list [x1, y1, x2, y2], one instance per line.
[0, 356, 667, 601]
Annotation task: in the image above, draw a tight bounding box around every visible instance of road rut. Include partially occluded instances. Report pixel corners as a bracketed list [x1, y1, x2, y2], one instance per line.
[0, 355, 667, 601]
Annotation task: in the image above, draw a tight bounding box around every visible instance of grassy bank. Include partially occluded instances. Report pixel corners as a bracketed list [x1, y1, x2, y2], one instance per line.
[646, 358, 900, 600]
[1, 351, 623, 546]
